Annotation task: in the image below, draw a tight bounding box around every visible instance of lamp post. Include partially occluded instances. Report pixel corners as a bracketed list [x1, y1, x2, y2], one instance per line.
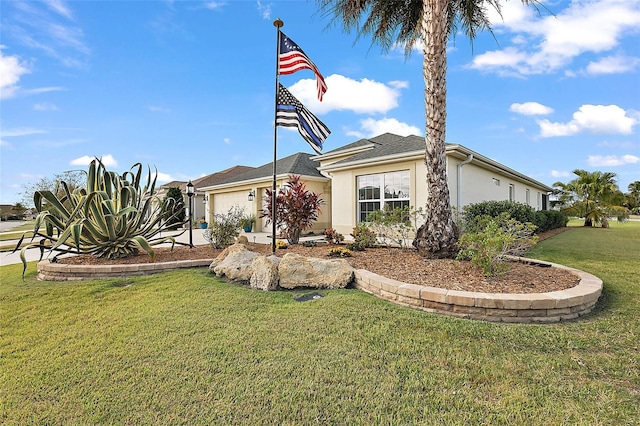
[186, 181, 194, 248]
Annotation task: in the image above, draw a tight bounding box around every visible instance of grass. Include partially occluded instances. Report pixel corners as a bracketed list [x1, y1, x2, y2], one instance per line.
[1, 222, 639, 424]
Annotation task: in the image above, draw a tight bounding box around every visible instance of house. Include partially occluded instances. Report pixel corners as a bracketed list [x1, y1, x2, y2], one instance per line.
[158, 165, 254, 222]
[198, 133, 553, 236]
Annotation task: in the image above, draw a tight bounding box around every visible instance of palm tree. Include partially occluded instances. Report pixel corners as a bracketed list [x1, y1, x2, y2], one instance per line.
[318, 0, 541, 258]
[553, 169, 625, 227]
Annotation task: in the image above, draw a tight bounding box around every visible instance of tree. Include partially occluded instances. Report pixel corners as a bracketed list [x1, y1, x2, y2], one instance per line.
[260, 175, 323, 245]
[20, 171, 85, 208]
[553, 169, 627, 227]
[318, 0, 542, 258]
[12, 203, 27, 218]
[163, 187, 186, 230]
[626, 181, 640, 212]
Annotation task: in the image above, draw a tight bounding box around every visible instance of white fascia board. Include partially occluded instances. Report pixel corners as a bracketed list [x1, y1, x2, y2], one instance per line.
[310, 143, 375, 162]
[318, 150, 425, 172]
[200, 174, 328, 192]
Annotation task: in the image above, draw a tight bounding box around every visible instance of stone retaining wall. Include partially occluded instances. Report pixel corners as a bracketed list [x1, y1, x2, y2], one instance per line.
[354, 259, 602, 323]
[37, 256, 603, 324]
[37, 259, 212, 281]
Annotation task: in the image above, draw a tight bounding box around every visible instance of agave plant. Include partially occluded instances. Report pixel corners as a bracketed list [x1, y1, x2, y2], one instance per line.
[15, 158, 187, 276]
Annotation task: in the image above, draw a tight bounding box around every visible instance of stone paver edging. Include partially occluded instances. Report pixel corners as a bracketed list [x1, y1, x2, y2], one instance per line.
[37, 256, 602, 324]
[37, 259, 212, 281]
[354, 258, 602, 323]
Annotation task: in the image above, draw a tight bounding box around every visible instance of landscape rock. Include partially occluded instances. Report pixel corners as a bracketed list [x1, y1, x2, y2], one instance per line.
[250, 255, 281, 291]
[278, 253, 354, 289]
[209, 243, 259, 282]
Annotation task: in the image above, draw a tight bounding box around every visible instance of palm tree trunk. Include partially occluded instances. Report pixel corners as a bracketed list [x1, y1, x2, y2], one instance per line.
[412, 0, 459, 258]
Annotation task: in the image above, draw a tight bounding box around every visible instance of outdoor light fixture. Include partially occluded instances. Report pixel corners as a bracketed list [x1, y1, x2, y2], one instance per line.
[248, 190, 255, 202]
[202, 195, 208, 204]
[186, 181, 195, 248]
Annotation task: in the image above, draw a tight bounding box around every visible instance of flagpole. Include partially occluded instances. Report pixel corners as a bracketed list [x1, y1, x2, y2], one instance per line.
[272, 18, 283, 254]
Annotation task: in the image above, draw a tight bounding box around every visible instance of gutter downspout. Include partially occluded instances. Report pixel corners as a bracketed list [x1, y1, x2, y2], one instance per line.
[456, 154, 474, 212]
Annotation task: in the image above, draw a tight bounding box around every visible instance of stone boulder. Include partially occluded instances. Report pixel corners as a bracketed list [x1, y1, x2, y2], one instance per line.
[209, 243, 259, 282]
[278, 253, 354, 289]
[249, 255, 281, 291]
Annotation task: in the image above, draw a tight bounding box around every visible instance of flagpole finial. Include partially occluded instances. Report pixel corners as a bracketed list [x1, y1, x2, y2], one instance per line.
[273, 18, 283, 28]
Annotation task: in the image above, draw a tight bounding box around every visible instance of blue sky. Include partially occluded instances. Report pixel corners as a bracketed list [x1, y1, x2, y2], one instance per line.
[1, 0, 639, 206]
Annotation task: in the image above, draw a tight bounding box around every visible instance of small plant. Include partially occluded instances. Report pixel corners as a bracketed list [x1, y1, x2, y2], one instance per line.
[203, 206, 245, 249]
[324, 227, 344, 244]
[366, 206, 424, 249]
[347, 222, 377, 251]
[456, 213, 538, 277]
[239, 214, 256, 231]
[272, 239, 288, 250]
[260, 175, 323, 245]
[328, 247, 352, 258]
[302, 240, 317, 247]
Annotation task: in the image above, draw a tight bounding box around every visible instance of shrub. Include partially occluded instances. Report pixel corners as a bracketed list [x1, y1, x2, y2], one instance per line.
[463, 201, 535, 229]
[366, 206, 423, 249]
[328, 247, 352, 258]
[260, 175, 323, 245]
[347, 223, 377, 251]
[533, 210, 568, 233]
[163, 187, 186, 230]
[302, 240, 317, 247]
[456, 213, 538, 277]
[15, 158, 186, 276]
[324, 227, 344, 244]
[203, 206, 245, 249]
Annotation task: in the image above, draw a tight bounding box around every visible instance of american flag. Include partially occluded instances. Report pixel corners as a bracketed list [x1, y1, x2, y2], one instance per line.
[276, 83, 330, 154]
[278, 32, 327, 101]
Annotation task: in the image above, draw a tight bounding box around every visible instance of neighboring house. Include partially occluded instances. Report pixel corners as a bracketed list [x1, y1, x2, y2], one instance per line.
[199, 133, 552, 236]
[198, 153, 331, 233]
[157, 165, 254, 222]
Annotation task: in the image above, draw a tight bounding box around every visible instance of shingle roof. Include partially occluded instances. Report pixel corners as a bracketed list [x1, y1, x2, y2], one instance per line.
[192, 165, 254, 189]
[324, 133, 426, 165]
[211, 152, 325, 187]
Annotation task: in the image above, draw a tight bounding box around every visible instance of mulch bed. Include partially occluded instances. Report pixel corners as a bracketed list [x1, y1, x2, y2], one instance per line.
[58, 227, 579, 294]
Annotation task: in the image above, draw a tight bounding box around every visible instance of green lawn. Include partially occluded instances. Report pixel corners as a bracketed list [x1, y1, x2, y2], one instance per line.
[1, 222, 638, 425]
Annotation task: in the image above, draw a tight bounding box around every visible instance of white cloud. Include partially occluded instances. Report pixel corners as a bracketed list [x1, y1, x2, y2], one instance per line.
[155, 171, 173, 182]
[537, 104, 637, 137]
[204, 2, 224, 10]
[510, 102, 554, 116]
[551, 170, 571, 178]
[43, 0, 73, 20]
[0, 127, 47, 137]
[0, 48, 30, 99]
[472, 0, 640, 75]
[6, 1, 90, 68]
[24, 86, 66, 95]
[288, 74, 407, 115]
[585, 54, 640, 75]
[33, 102, 59, 111]
[256, 0, 271, 19]
[70, 154, 118, 167]
[587, 154, 639, 167]
[223, 138, 231, 144]
[148, 105, 170, 112]
[346, 117, 422, 139]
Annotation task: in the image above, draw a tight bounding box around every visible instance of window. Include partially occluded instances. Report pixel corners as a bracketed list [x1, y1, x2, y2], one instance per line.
[509, 184, 515, 202]
[357, 171, 410, 222]
[492, 178, 500, 186]
[526, 188, 530, 205]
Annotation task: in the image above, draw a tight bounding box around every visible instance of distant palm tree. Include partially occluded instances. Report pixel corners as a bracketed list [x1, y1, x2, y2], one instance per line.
[318, 0, 542, 258]
[553, 169, 626, 227]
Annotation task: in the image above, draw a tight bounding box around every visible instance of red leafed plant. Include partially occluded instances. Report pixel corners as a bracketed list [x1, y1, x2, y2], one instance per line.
[260, 175, 323, 245]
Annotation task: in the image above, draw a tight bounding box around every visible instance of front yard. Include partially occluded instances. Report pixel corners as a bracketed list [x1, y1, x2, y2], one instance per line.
[1, 221, 638, 424]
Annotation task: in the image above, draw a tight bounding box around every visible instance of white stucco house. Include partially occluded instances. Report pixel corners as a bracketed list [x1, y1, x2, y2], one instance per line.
[198, 133, 552, 236]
